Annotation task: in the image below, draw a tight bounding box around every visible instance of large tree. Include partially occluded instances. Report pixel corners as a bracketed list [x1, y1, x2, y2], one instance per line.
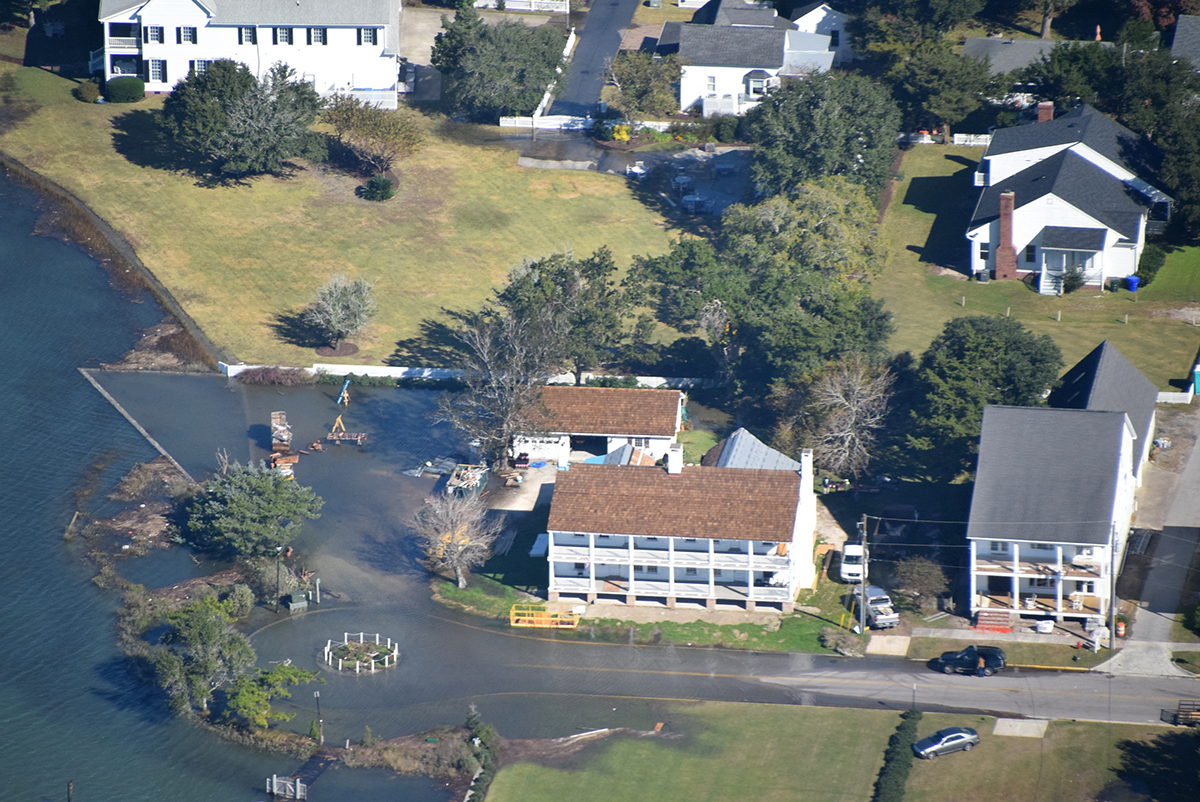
[1019, 41, 1120, 108]
[160, 61, 321, 176]
[743, 73, 901, 196]
[794, 357, 895, 479]
[224, 664, 321, 729]
[305, 274, 377, 349]
[412, 490, 503, 589]
[154, 596, 256, 715]
[435, 307, 561, 469]
[605, 51, 681, 119]
[630, 179, 893, 390]
[908, 316, 1063, 480]
[890, 44, 991, 140]
[494, 248, 632, 385]
[183, 461, 324, 558]
[431, 8, 566, 121]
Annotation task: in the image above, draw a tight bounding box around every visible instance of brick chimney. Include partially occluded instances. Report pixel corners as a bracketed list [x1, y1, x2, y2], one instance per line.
[1037, 101, 1054, 123]
[995, 190, 1019, 281]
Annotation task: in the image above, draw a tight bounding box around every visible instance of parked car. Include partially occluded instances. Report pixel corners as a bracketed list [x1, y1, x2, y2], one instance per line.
[913, 727, 980, 759]
[848, 584, 900, 629]
[840, 542, 867, 583]
[934, 645, 1007, 676]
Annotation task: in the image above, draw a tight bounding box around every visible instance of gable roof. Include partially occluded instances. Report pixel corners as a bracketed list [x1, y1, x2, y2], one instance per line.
[983, 105, 1145, 174]
[690, 0, 795, 29]
[790, 1, 828, 21]
[969, 149, 1149, 239]
[967, 406, 1129, 545]
[101, 0, 396, 26]
[1048, 341, 1158, 463]
[701, 427, 802, 471]
[1039, 226, 1107, 251]
[547, 464, 801, 541]
[961, 38, 1108, 75]
[538, 386, 681, 438]
[675, 23, 787, 68]
[1172, 15, 1200, 69]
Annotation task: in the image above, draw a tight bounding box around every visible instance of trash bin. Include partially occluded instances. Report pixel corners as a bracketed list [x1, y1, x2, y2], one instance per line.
[1036, 619, 1054, 634]
[1126, 275, 1140, 292]
[649, 0, 662, 7]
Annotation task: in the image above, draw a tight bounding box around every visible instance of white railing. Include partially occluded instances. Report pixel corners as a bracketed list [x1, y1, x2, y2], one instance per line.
[89, 48, 104, 74]
[475, 0, 569, 11]
[953, 133, 993, 146]
[346, 87, 398, 108]
[107, 36, 140, 49]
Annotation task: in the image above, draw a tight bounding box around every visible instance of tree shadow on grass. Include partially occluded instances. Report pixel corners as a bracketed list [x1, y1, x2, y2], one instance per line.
[110, 109, 247, 188]
[1115, 730, 1199, 802]
[268, 308, 328, 350]
[386, 315, 472, 367]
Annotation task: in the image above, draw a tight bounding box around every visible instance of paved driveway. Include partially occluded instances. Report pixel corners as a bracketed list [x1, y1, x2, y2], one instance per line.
[549, 0, 640, 117]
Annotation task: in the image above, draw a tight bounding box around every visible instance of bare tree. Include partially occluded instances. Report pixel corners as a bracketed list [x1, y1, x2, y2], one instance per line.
[412, 491, 503, 589]
[304, 274, 376, 349]
[810, 357, 894, 479]
[435, 308, 562, 471]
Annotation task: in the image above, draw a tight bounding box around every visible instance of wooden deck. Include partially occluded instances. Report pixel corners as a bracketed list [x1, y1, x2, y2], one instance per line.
[977, 592, 1103, 616]
[973, 557, 1102, 579]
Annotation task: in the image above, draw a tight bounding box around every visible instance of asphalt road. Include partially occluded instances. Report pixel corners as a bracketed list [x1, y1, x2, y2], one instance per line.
[549, 0, 640, 117]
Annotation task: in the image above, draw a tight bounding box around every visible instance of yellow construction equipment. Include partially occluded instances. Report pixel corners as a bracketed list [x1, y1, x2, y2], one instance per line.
[510, 604, 581, 629]
[326, 414, 367, 445]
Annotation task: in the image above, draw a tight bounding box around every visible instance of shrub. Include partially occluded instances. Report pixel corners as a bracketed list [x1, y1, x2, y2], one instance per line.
[357, 175, 395, 201]
[496, 0, 506, 9]
[1135, 242, 1167, 287]
[74, 80, 101, 103]
[872, 709, 923, 802]
[713, 114, 739, 143]
[1061, 265, 1086, 294]
[105, 76, 145, 103]
[236, 366, 316, 386]
[612, 124, 631, 142]
[586, 375, 640, 388]
[591, 120, 614, 141]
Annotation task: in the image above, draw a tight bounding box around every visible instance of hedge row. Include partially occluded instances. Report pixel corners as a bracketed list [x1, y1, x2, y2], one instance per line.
[872, 709, 923, 802]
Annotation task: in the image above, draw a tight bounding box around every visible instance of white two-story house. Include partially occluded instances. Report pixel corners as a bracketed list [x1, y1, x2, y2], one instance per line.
[967, 405, 1138, 626]
[510, 386, 685, 469]
[657, 0, 833, 116]
[789, 2, 854, 66]
[966, 104, 1172, 294]
[546, 445, 817, 611]
[94, 0, 402, 108]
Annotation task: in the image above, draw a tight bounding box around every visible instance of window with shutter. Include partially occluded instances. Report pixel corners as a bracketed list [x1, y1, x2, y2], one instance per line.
[238, 27, 256, 45]
[358, 28, 377, 46]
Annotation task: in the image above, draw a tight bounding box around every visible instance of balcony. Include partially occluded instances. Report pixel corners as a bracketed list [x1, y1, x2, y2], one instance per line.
[977, 591, 1104, 617]
[107, 36, 140, 49]
[550, 576, 790, 602]
[974, 556, 1102, 579]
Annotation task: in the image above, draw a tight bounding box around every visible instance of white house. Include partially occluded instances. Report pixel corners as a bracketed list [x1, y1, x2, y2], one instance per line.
[657, 0, 832, 116]
[789, 2, 854, 65]
[93, 0, 402, 108]
[510, 386, 685, 469]
[966, 104, 1172, 294]
[967, 406, 1137, 626]
[546, 446, 817, 611]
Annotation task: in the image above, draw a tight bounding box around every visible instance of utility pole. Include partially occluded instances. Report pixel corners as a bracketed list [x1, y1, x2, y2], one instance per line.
[1109, 524, 1119, 650]
[859, 515, 868, 634]
[314, 690, 324, 745]
[275, 545, 283, 613]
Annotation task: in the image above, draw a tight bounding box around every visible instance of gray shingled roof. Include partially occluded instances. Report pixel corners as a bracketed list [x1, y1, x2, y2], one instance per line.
[102, 0, 396, 27]
[789, 1, 827, 21]
[969, 149, 1149, 239]
[676, 24, 786, 68]
[984, 105, 1144, 173]
[962, 37, 1059, 75]
[1040, 226, 1107, 250]
[702, 428, 802, 471]
[967, 406, 1128, 546]
[1048, 341, 1159, 469]
[691, 0, 795, 29]
[1172, 14, 1200, 70]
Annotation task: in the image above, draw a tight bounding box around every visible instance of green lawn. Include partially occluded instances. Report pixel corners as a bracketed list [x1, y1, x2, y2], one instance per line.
[0, 64, 673, 366]
[678, 427, 718, 463]
[874, 145, 1200, 389]
[488, 703, 1175, 802]
[907, 636, 1113, 669]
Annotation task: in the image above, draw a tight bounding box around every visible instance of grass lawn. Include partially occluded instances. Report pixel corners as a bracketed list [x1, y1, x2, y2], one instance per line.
[678, 426, 717, 463]
[0, 64, 674, 366]
[874, 145, 1200, 389]
[489, 704, 893, 802]
[907, 636, 1113, 669]
[434, 574, 540, 619]
[1171, 651, 1200, 674]
[629, 0, 695, 29]
[489, 703, 1177, 802]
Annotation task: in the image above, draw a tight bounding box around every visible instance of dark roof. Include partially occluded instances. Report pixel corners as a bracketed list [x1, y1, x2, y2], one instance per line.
[961, 37, 1060, 75]
[547, 464, 802, 542]
[1039, 226, 1107, 251]
[102, 0, 398, 25]
[789, 1, 827, 20]
[1172, 15, 1200, 69]
[984, 105, 1144, 174]
[701, 428, 802, 471]
[690, 0, 795, 29]
[538, 386, 682, 438]
[676, 23, 786, 68]
[658, 21, 682, 54]
[1048, 341, 1159, 467]
[967, 406, 1129, 546]
[969, 149, 1149, 239]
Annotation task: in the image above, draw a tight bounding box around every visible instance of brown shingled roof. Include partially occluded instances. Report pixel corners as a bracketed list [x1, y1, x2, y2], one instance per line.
[547, 464, 801, 542]
[538, 386, 682, 437]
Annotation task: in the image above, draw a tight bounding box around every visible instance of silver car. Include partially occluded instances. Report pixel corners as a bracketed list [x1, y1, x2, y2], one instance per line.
[912, 727, 980, 759]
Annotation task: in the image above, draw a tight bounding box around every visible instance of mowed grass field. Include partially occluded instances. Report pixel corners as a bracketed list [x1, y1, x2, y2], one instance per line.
[874, 145, 1200, 389]
[487, 703, 1177, 802]
[0, 64, 674, 365]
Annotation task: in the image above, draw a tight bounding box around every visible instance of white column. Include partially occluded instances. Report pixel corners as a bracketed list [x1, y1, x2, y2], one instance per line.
[968, 541, 977, 608]
[628, 535, 635, 594]
[747, 545, 755, 601]
[668, 537, 676, 596]
[588, 533, 596, 593]
[1011, 542, 1020, 609]
[547, 534, 555, 592]
[708, 539, 715, 596]
[1055, 545, 1064, 613]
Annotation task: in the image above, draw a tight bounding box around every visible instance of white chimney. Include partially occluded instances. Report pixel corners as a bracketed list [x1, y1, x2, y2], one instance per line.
[800, 448, 813, 481]
[666, 443, 683, 475]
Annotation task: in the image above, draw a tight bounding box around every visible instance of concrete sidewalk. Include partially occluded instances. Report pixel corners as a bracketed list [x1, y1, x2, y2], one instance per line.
[1093, 641, 1197, 678]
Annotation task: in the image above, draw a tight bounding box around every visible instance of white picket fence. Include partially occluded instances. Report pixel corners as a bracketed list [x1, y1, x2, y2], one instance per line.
[897, 133, 993, 147]
[952, 133, 993, 146]
[474, 0, 569, 10]
[219, 362, 714, 388]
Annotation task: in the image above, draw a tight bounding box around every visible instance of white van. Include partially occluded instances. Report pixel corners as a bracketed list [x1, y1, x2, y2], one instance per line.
[840, 543, 867, 583]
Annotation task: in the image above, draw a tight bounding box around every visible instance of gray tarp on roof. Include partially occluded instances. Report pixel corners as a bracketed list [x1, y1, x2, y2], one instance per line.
[967, 406, 1127, 546]
[1039, 226, 1107, 251]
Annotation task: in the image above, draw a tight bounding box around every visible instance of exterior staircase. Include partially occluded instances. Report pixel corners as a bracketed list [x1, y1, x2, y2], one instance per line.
[974, 608, 1014, 633]
[1039, 271, 1063, 295]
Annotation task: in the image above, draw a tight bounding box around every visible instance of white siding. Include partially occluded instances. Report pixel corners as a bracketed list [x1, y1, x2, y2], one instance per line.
[679, 65, 778, 114]
[791, 5, 854, 65]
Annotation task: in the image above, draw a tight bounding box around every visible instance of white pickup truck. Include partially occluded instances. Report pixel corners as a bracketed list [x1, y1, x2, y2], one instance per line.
[852, 584, 900, 629]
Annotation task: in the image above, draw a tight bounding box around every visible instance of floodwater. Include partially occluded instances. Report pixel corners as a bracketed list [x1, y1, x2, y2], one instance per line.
[0, 168, 817, 801]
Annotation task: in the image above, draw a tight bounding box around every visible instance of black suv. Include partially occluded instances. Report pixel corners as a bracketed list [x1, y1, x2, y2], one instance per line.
[934, 645, 1007, 676]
